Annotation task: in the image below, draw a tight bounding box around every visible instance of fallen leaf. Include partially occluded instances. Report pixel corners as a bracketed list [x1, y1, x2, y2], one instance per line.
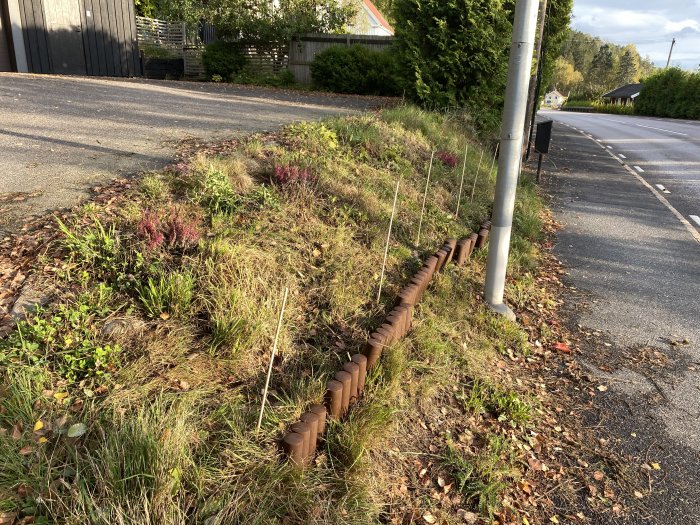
[553, 342, 571, 354]
[67, 423, 87, 438]
[19, 445, 33, 455]
[634, 490, 644, 499]
[651, 462, 661, 470]
[593, 470, 604, 481]
[160, 312, 170, 320]
[33, 420, 44, 432]
[550, 516, 560, 524]
[423, 512, 436, 524]
[53, 392, 69, 401]
[597, 385, 608, 392]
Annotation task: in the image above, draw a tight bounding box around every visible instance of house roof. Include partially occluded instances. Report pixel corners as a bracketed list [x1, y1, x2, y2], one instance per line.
[547, 90, 565, 98]
[363, 0, 394, 34]
[603, 83, 642, 99]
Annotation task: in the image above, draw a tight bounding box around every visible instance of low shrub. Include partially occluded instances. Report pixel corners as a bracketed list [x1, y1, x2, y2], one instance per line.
[136, 207, 201, 251]
[273, 164, 311, 185]
[436, 150, 458, 168]
[310, 45, 402, 96]
[202, 41, 247, 80]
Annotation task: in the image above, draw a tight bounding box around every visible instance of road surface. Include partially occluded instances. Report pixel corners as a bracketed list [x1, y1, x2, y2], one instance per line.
[0, 73, 389, 236]
[541, 110, 700, 236]
[540, 111, 700, 524]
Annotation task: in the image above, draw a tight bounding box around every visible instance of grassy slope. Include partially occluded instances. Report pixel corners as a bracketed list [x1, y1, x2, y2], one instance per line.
[0, 106, 547, 524]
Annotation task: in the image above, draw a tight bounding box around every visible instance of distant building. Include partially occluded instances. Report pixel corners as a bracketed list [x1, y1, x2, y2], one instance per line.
[544, 90, 567, 108]
[602, 83, 642, 106]
[346, 0, 394, 36]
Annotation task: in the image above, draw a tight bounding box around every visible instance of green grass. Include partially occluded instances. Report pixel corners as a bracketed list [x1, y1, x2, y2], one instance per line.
[0, 104, 549, 523]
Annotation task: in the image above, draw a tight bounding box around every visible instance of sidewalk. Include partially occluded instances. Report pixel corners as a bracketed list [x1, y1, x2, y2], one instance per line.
[542, 122, 700, 524]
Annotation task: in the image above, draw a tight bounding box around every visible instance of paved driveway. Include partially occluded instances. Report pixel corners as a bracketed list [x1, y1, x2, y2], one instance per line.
[0, 74, 387, 235]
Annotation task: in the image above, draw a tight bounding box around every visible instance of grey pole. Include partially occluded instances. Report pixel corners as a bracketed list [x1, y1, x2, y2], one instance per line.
[484, 0, 540, 320]
[665, 38, 676, 69]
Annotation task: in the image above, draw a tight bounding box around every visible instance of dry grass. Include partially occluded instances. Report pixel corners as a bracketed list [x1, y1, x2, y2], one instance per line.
[0, 105, 546, 523]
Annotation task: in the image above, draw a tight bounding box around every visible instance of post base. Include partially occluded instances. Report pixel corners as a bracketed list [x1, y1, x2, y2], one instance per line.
[487, 302, 516, 322]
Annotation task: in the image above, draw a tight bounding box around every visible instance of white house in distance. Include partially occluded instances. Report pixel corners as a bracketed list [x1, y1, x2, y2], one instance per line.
[346, 0, 394, 36]
[544, 89, 567, 108]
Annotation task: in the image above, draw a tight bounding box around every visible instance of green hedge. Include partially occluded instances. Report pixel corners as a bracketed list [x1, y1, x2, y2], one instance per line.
[635, 68, 700, 119]
[202, 41, 247, 80]
[310, 45, 402, 96]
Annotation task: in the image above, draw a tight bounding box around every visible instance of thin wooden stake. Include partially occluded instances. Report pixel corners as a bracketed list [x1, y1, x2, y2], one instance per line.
[257, 287, 289, 432]
[470, 149, 485, 203]
[416, 150, 435, 246]
[488, 143, 500, 180]
[455, 143, 469, 219]
[377, 178, 400, 302]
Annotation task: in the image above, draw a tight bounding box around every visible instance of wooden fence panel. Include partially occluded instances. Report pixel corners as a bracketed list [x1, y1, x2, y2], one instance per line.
[136, 15, 185, 55]
[288, 33, 394, 84]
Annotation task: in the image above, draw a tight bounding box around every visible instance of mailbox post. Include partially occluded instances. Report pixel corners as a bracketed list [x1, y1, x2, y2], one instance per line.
[534, 119, 553, 182]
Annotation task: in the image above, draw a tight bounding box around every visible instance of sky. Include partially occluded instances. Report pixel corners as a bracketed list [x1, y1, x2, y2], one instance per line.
[570, 0, 700, 71]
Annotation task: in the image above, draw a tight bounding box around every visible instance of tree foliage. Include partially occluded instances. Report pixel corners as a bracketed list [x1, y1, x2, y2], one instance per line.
[392, 0, 516, 132]
[134, 0, 355, 49]
[392, 0, 572, 133]
[134, 0, 202, 25]
[551, 57, 582, 94]
[555, 29, 656, 99]
[635, 68, 700, 119]
[208, 0, 355, 50]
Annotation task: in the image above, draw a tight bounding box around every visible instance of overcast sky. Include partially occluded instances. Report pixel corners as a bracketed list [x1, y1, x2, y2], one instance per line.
[571, 0, 700, 71]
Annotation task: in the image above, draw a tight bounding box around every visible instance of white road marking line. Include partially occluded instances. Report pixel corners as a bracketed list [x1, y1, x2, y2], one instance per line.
[634, 165, 644, 173]
[599, 117, 689, 136]
[606, 145, 613, 149]
[618, 154, 626, 159]
[568, 127, 700, 245]
[690, 215, 700, 228]
[655, 184, 666, 191]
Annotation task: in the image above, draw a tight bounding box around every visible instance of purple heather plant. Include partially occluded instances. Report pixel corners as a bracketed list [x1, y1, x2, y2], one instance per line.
[273, 164, 311, 185]
[436, 151, 458, 168]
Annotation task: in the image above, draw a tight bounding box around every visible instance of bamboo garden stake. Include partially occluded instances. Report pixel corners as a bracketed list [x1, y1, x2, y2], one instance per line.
[416, 151, 435, 246]
[256, 287, 289, 432]
[470, 149, 486, 202]
[455, 143, 469, 219]
[377, 178, 400, 302]
[488, 143, 500, 180]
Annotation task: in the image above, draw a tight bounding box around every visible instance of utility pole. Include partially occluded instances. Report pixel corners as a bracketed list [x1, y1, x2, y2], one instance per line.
[665, 38, 676, 69]
[484, 0, 540, 320]
[523, 0, 548, 158]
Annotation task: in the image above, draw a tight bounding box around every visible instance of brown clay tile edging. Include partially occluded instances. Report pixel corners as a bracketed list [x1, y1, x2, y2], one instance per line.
[280, 220, 493, 467]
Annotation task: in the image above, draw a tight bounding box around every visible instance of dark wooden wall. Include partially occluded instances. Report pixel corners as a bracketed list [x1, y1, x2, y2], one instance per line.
[80, 0, 140, 77]
[17, 0, 141, 76]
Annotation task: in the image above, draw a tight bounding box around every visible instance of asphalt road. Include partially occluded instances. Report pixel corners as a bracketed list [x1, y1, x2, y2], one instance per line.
[541, 113, 700, 523]
[0, 73, 387, 236]
[541, 110, 700, 236]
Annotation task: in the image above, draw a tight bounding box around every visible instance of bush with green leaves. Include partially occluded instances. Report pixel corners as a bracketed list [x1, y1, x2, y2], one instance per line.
[635, 68, 700, 119]
[202, 41, 248, 80]
[310, 45, 402, 96]
[392, 0, 514, 130]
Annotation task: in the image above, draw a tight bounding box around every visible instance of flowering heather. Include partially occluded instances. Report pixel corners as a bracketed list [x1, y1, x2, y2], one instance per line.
[436, 151, 458, 168]
[273, 164, 311, 185]
[137, 210, 164, 249]
[164, 207, 201, 247]
[137, 207, 200, 250]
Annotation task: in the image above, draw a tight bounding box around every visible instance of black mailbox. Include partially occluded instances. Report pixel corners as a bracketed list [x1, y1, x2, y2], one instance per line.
[535, 120, 553, 154]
